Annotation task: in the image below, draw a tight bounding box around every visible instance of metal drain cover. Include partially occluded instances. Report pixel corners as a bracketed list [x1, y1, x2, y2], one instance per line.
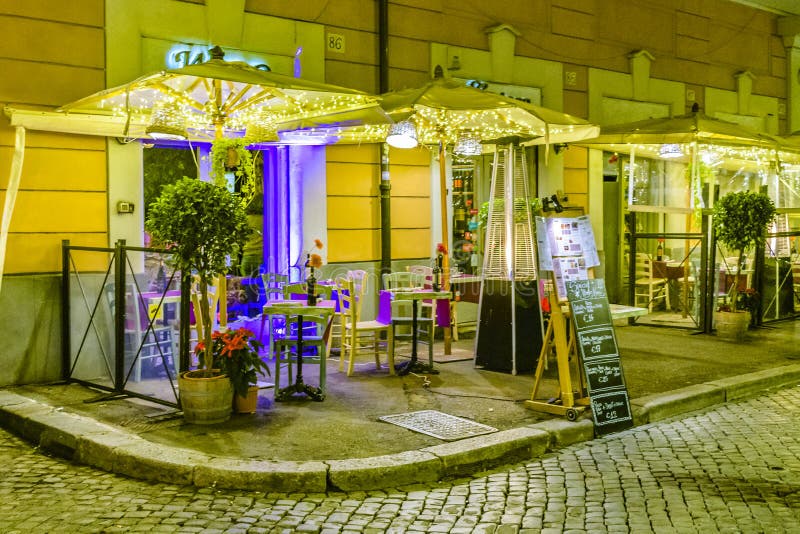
[379, 410, 498, 441]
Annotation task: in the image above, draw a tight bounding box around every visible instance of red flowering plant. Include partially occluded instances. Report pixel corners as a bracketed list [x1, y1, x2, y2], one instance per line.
[196, 328, 270, 398]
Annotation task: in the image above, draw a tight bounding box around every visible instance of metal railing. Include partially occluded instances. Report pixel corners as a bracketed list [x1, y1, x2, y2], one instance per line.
[62, 239, 189, 408]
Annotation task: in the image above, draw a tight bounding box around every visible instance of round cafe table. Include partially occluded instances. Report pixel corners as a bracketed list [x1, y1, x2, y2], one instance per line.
[263, 299, 335, 401]
[388, 289, 451, 376]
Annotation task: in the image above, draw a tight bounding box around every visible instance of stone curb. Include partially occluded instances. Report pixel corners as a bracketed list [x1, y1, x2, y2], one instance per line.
[1, 365, 799, 492]
[630, 363, 800, 425]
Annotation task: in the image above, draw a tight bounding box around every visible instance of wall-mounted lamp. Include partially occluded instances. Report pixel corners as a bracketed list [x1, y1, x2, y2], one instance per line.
[116, 200, 135, 214]
[386, 119, 418, 149]
[553, 143, 569, 155]
[541, 192, 567, 213]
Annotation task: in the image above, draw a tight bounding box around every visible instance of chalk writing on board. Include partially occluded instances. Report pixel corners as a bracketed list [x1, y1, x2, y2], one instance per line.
[577, 327, 618, 360]
[563, 278, 603, 300]
[571, 299, 611, 329]
[583, 357, 625, 390]
[590, 390, 632, 426]
[565, 278, 634, 436]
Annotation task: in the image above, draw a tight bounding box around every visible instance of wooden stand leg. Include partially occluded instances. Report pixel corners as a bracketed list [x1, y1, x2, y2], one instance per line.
[524, 289, 588, 421]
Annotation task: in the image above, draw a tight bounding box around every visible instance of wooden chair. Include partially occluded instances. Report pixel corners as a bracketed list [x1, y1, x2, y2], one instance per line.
[383, 270, 438, 343]
[633, 254, 667, 312]
[332, 269, 368, 352]
[105, 283, 177, 382]
[383, 271, 425, 291]
[262, 272, 288, 301]
[346, 269, 369, 312]
[259, 272, 288, 354]
[408, 265, 433, 279]
[335, 277, 394, 376]
[389, 297, 435, 369]
[272, 311, 332, 396]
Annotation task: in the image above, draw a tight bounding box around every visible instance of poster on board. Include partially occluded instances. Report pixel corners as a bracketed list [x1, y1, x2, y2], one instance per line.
[536, 215, 600, 299]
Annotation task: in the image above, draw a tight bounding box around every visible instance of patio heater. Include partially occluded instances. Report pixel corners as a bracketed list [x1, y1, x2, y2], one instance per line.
[474, 141, 544, 374]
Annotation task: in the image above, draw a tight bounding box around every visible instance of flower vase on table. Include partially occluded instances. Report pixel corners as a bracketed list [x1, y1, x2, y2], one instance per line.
[304, 242, 324, 305]
[432, 254, 443, 291]
[307, 263, 318, 306]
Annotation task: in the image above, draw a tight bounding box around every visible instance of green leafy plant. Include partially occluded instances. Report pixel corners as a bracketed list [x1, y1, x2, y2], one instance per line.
[196, 328, 269, 398]
[712, 190, 775, 312]
[145, 177, 251, 375]
[143, 146, 198, 220]
[477, 198, 542, 229]
[210, 138, 259, 208]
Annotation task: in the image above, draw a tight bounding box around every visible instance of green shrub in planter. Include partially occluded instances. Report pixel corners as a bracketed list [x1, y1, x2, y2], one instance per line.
[146, 177, 251, 373]
[712, 190, 775, 312]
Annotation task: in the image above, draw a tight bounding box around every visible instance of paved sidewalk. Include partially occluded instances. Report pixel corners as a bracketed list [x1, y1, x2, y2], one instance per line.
[1, 321, 800, 492]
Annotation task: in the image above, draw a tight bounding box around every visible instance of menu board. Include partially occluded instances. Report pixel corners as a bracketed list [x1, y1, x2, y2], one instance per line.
[565, 279, 633, 436]
[536, 216, 600, 299]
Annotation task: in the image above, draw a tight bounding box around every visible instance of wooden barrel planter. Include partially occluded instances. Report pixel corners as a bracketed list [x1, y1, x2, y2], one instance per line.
[178, 370, 233, 424]
[715, 310, 750, 341]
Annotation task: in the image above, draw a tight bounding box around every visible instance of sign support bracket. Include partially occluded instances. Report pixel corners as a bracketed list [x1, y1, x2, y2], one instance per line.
[524, 274, 589, 421]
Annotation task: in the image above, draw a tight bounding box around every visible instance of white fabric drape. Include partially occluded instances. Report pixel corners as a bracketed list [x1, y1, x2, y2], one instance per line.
[0, 126, 26, 295]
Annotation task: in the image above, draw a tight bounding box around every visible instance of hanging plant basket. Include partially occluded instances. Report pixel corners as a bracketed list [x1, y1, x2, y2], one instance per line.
[210, 139, 259, 208]
[225, 146, 240, 169]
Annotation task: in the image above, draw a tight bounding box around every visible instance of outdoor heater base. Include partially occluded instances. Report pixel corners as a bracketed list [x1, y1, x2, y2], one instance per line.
[474, 279, 543, 374]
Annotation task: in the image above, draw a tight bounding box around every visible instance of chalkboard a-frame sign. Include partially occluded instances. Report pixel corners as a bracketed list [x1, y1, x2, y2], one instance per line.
[565, 279, 634, 436]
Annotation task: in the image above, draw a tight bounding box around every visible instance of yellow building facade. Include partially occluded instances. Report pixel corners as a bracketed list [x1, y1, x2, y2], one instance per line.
[1, 0, 799, 384]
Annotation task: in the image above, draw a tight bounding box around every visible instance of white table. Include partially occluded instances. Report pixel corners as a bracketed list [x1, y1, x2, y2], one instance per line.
[609, 304, 649, 320]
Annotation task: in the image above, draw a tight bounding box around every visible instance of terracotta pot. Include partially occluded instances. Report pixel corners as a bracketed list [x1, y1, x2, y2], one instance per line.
[233, 385, 259, 414]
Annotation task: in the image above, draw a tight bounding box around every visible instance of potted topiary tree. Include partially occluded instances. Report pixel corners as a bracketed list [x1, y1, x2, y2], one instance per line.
[146, 177, 251, 423]
[712, 190, 775, 340]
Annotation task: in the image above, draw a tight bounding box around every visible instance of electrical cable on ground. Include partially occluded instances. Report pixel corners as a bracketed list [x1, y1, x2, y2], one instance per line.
[408, 371, 527, 402]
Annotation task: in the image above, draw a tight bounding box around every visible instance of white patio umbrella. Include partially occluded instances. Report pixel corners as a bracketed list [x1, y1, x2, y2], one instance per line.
[314, 76, 599, 283]
[1, 46, 390, 294]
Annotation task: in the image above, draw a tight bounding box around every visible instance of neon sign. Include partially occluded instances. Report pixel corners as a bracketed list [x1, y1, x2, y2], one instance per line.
[166, 44, 270, 71]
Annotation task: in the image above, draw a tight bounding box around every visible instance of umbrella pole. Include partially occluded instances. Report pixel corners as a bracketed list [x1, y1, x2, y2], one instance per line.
[438, 141, 452, 354]
[213, 79, 227, 331]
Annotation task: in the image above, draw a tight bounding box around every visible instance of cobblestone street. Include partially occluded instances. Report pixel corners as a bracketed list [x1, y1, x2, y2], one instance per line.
[2, 386, 799, 533]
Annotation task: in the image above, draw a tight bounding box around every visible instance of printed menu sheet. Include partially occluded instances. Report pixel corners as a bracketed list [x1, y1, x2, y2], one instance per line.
[536, 215, 600, 298]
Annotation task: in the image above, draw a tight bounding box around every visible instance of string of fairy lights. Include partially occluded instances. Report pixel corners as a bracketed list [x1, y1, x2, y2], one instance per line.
[276, 107, 584, 148]
[84, 77, 378, 141]
[608, 140, 800, 210]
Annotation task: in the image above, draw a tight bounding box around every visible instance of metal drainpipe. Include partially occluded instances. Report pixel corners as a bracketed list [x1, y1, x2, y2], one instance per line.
[379, 0, 391, 284]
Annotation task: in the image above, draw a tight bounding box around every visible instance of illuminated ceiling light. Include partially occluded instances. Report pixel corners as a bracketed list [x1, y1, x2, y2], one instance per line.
[385, 120, 418, 149]
[145, 100, 187, 140]
[658, 143, 683, 159]
[453, 132, 483, 156]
